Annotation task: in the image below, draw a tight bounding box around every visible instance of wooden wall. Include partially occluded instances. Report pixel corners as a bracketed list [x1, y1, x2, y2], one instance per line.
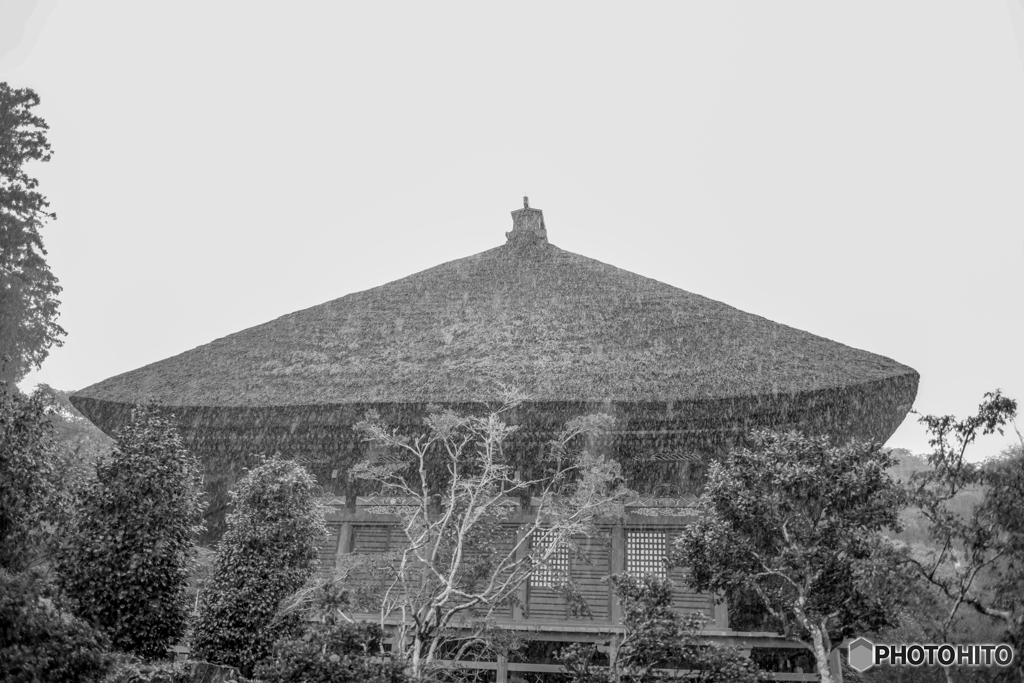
[319, 511, 722, 628]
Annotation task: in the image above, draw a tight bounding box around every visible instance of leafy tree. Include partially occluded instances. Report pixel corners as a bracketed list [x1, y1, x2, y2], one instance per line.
[0, 83, 65, 385]
[904, 391, 1023, 682]
[0, 379, 63, 572]
[57, 405, 204, 659]
[0, 569, 114, 683]
[671, 430, 909, 683]
[190, 455, 328, 676]
[559, 574, 767, 683]
[341, 391, 632, 678]
[0, 378, 115, 574]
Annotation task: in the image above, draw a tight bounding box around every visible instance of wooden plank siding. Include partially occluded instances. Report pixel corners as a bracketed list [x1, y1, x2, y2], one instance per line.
[319, 523, 341, 573]
[352, 524, 394, 554]
[457, 523, 518, 619]
[319, 517, 721, 628]
[665, 528, 716, 620]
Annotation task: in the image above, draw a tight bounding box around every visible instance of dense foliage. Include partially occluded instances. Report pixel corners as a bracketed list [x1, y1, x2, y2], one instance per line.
[254, 621, 409, 683]
[0, 82, 65, 385]
[57, 405, 204, 659]
[0, 569, 113, 683]
[0, 380, 63, 572]
[102, 655, 197, 683]
[559, 574, 767, 683]
[190, 455, 327, 676]
[0, 380, 116, 575]
[672, 430, 909, 683]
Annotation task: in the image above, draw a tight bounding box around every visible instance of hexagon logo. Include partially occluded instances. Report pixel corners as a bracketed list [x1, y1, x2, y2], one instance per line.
[848, 637, 875, 672]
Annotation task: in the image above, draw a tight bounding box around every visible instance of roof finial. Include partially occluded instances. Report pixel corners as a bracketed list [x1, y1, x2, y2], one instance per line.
[506, 196, 547, 248]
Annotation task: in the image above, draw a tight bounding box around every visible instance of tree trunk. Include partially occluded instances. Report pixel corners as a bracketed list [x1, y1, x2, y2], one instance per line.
[411, 636, 423, 679]
[808, 626, 834, 683]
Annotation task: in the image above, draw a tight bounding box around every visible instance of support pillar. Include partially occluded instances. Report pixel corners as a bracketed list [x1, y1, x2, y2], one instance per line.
[512, 525, 528, 621]
[496, 651, 508, 683]
[713, 592, 729, 629]
[608, 634, 621, 683]
[610, 525, 625, 623]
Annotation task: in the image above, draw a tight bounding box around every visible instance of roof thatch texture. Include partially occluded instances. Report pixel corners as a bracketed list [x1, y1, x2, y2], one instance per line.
[72, 221, 917, 410]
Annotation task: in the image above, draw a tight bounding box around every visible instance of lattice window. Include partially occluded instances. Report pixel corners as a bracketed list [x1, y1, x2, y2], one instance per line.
[626, 530, 666, 578]
[530, 528, 570, 589]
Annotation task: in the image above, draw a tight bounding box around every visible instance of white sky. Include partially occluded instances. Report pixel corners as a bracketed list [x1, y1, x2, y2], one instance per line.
[3, 1, 1023, 460]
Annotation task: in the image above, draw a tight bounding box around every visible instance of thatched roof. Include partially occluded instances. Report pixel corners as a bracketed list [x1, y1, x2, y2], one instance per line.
[70, 199, 919, 541]
[73, 199, 917, 410]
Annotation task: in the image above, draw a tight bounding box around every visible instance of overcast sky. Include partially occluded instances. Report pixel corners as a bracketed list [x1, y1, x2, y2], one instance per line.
[3, 1, 1023, 459]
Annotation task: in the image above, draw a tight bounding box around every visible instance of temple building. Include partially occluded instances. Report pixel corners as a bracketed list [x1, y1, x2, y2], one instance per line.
[71, 198, 918, 680]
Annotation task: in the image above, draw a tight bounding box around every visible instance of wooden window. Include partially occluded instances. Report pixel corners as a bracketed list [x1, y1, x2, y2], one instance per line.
[626, 529, 666, 578]
[530, 528, 570, 589]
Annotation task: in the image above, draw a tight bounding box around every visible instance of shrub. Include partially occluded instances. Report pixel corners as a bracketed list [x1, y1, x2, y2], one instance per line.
[57, 404, 204, 659]
[190, 455, 327, 676]
[102, 654, 194, 683]
[254, 621, 409, 683]
[0, 569, 114, 682]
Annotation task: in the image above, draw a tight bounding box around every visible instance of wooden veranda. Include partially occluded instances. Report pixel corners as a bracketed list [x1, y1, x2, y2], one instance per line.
[317, 496, 839, 682]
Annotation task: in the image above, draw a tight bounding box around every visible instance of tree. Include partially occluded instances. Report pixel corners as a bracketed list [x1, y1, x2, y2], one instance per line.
[559, 574, 767, 683]
[0, 379, 62, 572]
[904, 391, 1023, 682]
[0, 379, 115, 574]
[57, 405, 204, 659]
[672, 430, 909, 683]
[0, 83, 65, 385]
[190, 455, 328, 676]
[339, 391, 633, 678]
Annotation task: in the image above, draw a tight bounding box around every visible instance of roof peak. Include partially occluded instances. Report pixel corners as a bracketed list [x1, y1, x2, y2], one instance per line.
[506, 196, 548, 248]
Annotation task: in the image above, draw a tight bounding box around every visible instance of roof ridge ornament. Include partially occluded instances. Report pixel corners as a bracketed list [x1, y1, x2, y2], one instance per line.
[506, 195, 548, 249]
